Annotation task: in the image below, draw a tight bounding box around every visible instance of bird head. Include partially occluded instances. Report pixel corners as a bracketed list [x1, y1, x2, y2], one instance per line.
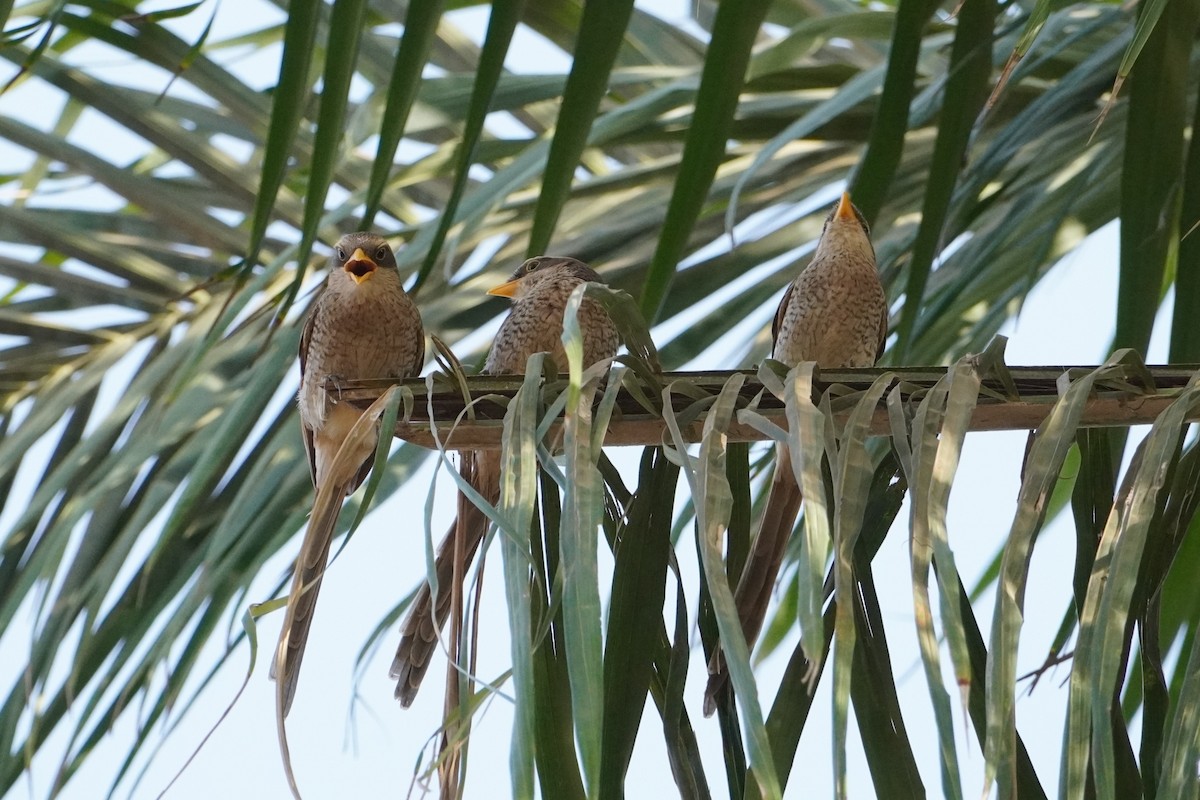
[331, 232, 398, 286]
[486, 256, 602, 300]
[815, 192, 874, 262]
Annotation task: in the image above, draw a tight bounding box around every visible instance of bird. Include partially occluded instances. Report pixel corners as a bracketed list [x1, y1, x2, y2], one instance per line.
[703, 191, 887, 715]
[390, 256, 619, 707]
[274, 232, 425, 716]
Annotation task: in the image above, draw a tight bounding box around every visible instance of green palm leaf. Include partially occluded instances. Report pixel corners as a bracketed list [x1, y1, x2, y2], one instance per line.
[2, 0, 1199, 796]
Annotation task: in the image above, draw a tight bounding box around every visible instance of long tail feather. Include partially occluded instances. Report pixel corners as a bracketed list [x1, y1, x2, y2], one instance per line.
[391, 451, 499, 707]
[704, 444, 804, 715]
[272, 478, 347, 716]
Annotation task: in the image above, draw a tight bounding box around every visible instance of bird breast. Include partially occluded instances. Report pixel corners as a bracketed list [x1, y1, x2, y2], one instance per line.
[773, 259, 885, 369]
[486, 279, 619, 375]
[299, 272, 423, 429]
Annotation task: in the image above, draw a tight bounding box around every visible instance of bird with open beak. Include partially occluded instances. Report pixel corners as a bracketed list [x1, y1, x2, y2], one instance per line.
[704, 191, 887, 715]
[390, 256, 619, 708]
[274, 232, 425, 716]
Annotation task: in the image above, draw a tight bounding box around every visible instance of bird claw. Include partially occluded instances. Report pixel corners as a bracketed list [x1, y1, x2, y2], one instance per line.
[324, 374, 347, 401]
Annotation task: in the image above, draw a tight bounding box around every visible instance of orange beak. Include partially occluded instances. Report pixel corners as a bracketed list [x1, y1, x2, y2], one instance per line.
[343, 247, 378, 284]
[835, 191, 856, 221]
[487, 278, 521, 298]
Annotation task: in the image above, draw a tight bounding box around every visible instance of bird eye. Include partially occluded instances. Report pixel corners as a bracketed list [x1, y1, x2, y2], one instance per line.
[336, 246, 347, 261]
[525, 258, 541, 273]
[375, 245, 388, 261]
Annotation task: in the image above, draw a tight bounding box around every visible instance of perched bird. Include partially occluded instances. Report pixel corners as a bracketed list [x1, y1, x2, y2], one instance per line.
[704, 191, 887, 714]
[391, 256, 619, 707]
[274, 232, 425, 715]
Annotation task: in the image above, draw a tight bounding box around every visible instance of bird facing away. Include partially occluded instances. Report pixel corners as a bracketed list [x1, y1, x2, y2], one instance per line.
[274, 232, 425, 716]
[390, 256, 619, 707]
[704, 191, 887, 715]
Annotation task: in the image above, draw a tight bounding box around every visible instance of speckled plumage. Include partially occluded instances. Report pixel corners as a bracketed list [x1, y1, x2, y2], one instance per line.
[275, 232, 424, 716]
[391, 256, 619, 708]
[486, 257, 620, 374]
[298, 233, 425, 480]
[705, 193, 887, 715]
[771, 196, 887, 368]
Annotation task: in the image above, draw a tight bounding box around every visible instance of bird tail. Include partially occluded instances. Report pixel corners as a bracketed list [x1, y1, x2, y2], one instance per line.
[391, 450, 499, 707]
[272, 478, 347, 717]
[703, 444, 804, 716]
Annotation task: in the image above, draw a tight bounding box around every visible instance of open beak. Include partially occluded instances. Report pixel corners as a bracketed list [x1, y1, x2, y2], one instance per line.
[487, 278, 521, 298]
[834, 191, 856, 221]
[343, 247, 378, 284]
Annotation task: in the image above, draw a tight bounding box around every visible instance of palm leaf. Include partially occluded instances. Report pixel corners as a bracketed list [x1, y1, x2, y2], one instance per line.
[2, 0, 1200, 796]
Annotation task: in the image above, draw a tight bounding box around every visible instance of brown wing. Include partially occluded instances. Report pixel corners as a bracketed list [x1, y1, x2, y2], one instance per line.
[298, 298, 320, 487]
[409, 334, 425, 379]
[876, 303, 888, 363]
[771, 280, 796, 348]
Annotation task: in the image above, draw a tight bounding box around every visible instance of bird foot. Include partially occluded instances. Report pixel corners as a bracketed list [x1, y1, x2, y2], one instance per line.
[324, 374, 347, 401]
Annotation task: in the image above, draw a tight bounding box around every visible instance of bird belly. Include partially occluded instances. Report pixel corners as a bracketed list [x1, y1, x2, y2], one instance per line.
[773, 276, 885, 369]
[301, 294, 422, 430]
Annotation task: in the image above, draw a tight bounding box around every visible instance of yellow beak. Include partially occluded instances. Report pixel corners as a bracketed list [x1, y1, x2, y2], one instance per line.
[487, 278, 521, 298]
[343, 247, 378, 284]
[834, 191, 856, 221]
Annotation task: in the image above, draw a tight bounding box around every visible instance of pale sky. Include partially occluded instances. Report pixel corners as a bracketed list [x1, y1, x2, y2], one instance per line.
[0, 2, 1171, 798]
